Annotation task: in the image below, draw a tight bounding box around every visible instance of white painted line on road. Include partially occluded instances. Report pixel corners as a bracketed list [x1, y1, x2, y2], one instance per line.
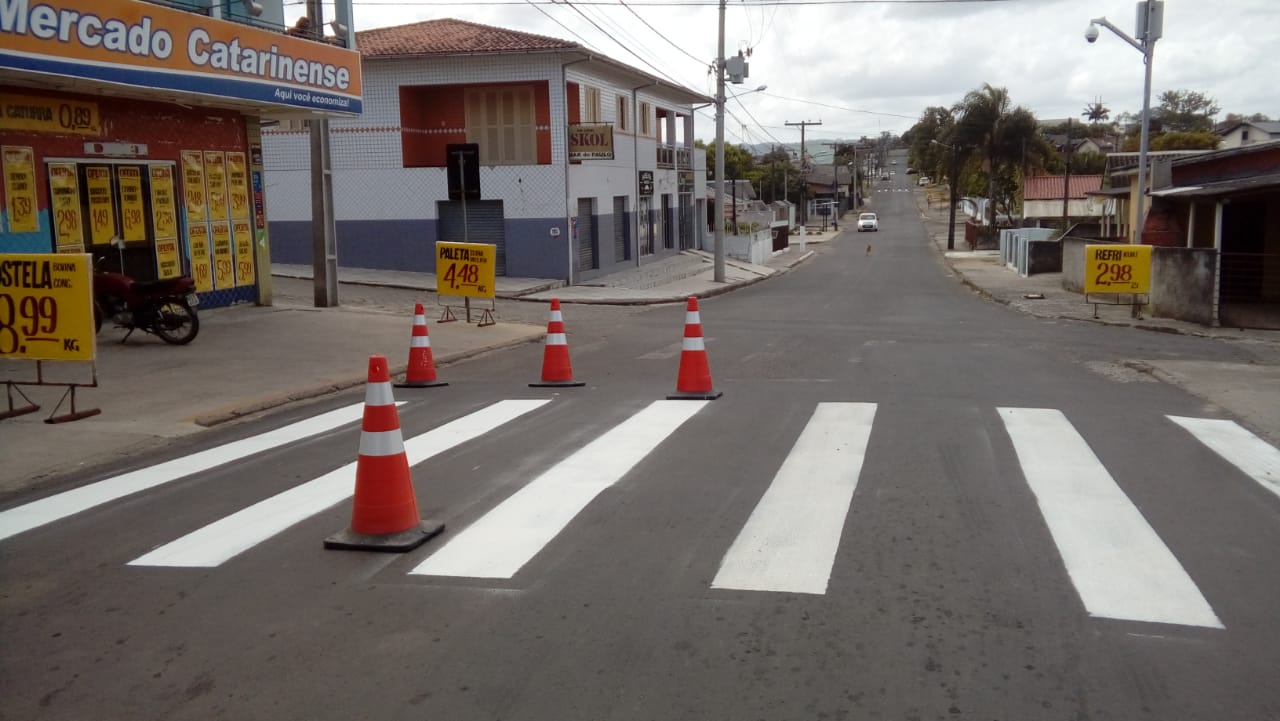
[998, 407, 1223, 629]
[711, 402, 876, 595]
[411, 400, 707, 579]
[1167, 416, 1280, 500]
[129, 400, 548, 567]
[0, 403, 372, 543]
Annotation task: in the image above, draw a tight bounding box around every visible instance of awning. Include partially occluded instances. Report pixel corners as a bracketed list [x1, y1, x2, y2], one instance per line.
[1149, 172, 1280, 198]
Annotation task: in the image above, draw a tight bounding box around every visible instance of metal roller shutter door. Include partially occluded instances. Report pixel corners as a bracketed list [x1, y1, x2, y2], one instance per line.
[438, 200, 506, 275]
[576, 198, 597, 272]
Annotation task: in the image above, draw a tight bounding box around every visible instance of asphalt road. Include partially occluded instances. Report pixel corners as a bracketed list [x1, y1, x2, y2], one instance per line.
[3, 157, 1278, 721]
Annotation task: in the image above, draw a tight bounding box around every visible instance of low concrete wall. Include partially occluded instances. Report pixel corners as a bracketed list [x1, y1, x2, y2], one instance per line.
[726, 230, 772, 265]
[1063, 237, 1123, 292]
[1151, 247, 1217, 326]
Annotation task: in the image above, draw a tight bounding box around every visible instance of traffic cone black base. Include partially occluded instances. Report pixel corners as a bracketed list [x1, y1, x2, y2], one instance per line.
[666, 390, 723, 401]
[324, 520, 445, 552]
[530, 379, 586, 388]
[396, 379, 449, 389]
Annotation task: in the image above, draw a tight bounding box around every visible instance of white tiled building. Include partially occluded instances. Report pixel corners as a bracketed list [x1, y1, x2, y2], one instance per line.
[262, 18, 710, 282]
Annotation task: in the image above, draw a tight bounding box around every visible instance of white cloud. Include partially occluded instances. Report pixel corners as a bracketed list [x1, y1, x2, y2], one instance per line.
[333, 0, 1280, 142]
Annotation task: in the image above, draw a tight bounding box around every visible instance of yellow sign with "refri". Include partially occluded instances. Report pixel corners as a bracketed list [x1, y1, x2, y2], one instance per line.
[1085, 244, 1152, 294]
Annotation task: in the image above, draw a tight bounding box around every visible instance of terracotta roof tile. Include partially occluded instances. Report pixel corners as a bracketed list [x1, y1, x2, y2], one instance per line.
[357, 18, 579, 57]
[1024, 174, 1103, 200]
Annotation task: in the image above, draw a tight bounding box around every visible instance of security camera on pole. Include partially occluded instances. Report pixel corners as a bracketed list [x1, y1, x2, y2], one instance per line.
[1085, 1, 1163, 247]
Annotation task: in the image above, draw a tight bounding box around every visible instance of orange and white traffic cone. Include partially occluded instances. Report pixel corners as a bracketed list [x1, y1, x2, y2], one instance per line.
[530, 298, 585, 388]
[395, 303, 447, 388]
[325, 355, 444, 551]
[668, 296, 722, 400]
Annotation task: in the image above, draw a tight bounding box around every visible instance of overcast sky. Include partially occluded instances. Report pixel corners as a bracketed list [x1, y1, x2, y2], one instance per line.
[315, 0, 1279, 148]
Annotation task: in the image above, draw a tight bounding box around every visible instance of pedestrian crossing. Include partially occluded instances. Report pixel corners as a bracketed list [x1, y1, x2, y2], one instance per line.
[3, 398, 1278, 629]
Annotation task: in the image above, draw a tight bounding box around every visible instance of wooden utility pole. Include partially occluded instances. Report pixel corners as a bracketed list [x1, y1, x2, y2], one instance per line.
[785, 120, 821, 225]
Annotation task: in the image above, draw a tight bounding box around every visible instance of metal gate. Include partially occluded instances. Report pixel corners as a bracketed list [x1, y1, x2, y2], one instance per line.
[576, 197, 597, 272]
[662, 194, 674, 249]
[678, 194, 693, 250]
[438, 200, 506, 275]
[613, 196, 629, 262]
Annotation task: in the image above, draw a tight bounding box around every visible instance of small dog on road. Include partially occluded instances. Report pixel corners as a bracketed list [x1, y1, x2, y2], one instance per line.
[866, 243, 872, 256]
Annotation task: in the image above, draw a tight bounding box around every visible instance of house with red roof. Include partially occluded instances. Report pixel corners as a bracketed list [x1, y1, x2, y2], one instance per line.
[261, 18, 711, 282]
[1021, 175, 1104, 226]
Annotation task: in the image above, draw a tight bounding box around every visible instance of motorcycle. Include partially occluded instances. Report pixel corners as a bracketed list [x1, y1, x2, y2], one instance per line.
[94, 239, 200, 345]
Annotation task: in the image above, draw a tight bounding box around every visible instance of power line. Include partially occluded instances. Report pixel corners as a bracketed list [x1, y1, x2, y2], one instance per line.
[758, 92, 918, 119]
[523, 0, 597, 47]
[554, 0, 684, 84]
[343, 0, 1017, 6]
[619, 0, 709, 66]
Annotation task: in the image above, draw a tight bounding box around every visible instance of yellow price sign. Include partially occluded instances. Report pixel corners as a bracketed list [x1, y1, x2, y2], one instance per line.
[85, 165, 116, 246]
[150, 165, 178, 238]
[181, 150, 207, 220]
[2, 146, 38, 233]
[117, 166, 147, 242]
[211, 220, 235, 289]
[204, 151, 228, 222]
[188, 222, 214, 292]
[436, 242, 497, 299]
[48, 162, 83, 251]
[1085, 244, 1152, 294]
[0, 253, 96, 361]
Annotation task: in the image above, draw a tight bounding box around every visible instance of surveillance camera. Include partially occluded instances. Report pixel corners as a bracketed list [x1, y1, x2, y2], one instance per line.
[1085, 24, 1099, 43]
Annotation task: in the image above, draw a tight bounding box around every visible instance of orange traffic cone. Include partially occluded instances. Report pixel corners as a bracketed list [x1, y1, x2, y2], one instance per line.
[395, 304, 447, 388]
[325, 355, 444, 551]
[668, 297, 722, 400]
[530, 298, 585, 388]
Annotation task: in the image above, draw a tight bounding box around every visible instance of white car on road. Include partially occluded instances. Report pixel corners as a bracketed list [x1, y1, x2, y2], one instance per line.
[857, 212, 879, 232]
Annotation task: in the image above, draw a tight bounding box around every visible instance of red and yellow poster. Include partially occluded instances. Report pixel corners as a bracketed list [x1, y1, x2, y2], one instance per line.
[2, 146, 38, 233]
[117, 166, 146, 242]
[48, 162, 83, 252]
[232, 219, 256, 287]
[85, 165, 116, 245]
[188, 222, 213, 292]
[181, 150, 207, 220]
[155, 238, 182, 280]
[226, 152, 250, 220]
[211, 220, 235, 289]
[204, 151, 228, 222]
[150, 165, 178, 239]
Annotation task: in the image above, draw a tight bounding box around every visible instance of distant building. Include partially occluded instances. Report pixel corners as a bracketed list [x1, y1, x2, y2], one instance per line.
[1215, 120, 1280, 149]
[1022, 175, 1104, 225]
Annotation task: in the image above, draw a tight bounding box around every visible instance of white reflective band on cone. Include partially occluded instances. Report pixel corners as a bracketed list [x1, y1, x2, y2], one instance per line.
[366, 381, 396, 406]
[682, 336, 705, 351]
[414, 314, 427, 324]
[685, 311, 701, 325]
[550, 311, 563, 322]
[359, 429, 406, 457]
[545, 333, 567, 345]
[410, 336, 431, 348]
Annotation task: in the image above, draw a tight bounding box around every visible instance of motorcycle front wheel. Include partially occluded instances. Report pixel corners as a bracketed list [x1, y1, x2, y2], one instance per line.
[152, 301, 200, 345]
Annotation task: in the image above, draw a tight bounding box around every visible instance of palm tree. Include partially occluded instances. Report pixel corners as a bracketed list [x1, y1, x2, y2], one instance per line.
[952, 83, 1043, 237]
[1082, 98, 1111, 123]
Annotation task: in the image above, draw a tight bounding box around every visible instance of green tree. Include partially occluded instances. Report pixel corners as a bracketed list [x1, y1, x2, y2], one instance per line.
[904, 106, 956, 181]
[1153, 89, 1220, 133]
[1222, 112, 1273, 124]
[1149, 131, 1221, 151]
[702, 142, 756, 181]
[952, 83, 1047, 231]
[1082, 98, 1111, 124]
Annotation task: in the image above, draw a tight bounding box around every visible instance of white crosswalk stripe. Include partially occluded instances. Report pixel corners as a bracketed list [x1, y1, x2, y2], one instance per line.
[10, 395, 1276, 630]
[712, 402, 876, 595]
[129, 400, 548, 567]
[410, 400, 707, 579]
[1168, 416, 1280, 500]
[998, 407, 1223, 629]
[0, 402, 372, 543]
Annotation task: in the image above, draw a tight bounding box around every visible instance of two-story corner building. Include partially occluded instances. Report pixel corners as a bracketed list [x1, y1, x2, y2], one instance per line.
[0, 0, 362, 309]
[261, 18, 712, 283]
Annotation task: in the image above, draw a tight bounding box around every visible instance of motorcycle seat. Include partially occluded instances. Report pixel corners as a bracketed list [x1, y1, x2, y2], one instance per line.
[131, 278, 189, 293]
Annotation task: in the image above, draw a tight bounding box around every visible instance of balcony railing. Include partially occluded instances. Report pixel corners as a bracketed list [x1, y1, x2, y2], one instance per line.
[657, 145, 694, 170]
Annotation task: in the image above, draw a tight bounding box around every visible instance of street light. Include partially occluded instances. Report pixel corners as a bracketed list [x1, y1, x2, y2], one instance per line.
[931, 139, 960, 251]
[1086, 1, 1163, 246]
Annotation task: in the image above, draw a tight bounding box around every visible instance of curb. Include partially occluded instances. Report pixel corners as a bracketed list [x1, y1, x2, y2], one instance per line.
[270, 271, 566, 300]
[193, 334, 543, 427]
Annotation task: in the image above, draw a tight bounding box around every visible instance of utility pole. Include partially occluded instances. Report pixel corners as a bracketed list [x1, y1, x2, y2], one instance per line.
[822, 141, 840, 230]
[712, 0, 726, 282]
[1062, 117, 1073, 233]
[785, 120, 821, 226]
[307, 0, 338, 306]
